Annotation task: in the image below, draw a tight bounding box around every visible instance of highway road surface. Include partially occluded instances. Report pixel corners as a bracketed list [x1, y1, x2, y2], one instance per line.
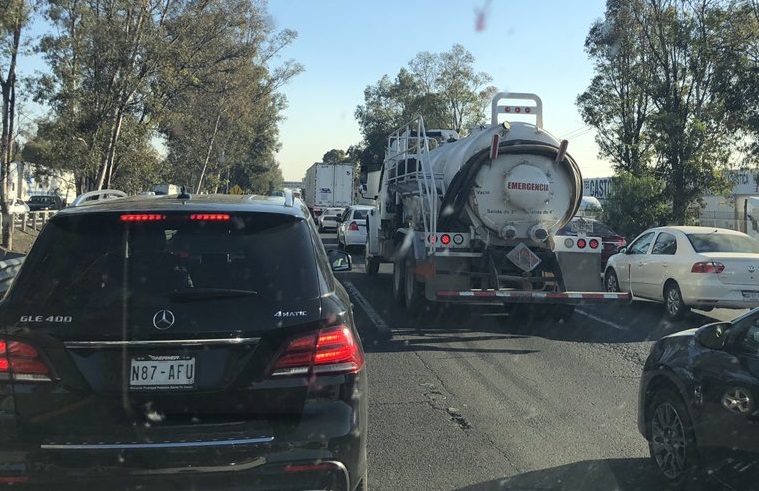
[318, 232, 750, 491]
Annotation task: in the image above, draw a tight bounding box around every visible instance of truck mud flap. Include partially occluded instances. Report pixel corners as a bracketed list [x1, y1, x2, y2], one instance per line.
[436, 290, 630, 304]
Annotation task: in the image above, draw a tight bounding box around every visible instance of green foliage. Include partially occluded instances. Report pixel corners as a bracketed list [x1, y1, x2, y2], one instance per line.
[322, 149, 348, 164]
[580, 0, 746, 225]
[355, 44, 496, 169]
[601, 171, 671, 239]
[31, 0, 300, 195]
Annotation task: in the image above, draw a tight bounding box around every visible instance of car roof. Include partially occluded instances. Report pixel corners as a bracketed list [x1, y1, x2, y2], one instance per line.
[348, 205, 374, 210]
[54, 193, 310, 219]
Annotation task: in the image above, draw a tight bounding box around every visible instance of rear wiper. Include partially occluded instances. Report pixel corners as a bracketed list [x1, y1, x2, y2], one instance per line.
[168, 288, 258, 302]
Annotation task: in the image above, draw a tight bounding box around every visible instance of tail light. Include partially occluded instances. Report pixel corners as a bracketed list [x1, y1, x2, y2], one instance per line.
[120, 214, 165, 221]
[190, 213, 230, 221]
[577, 238, 587, 249]
[0, 340, 53, 382]
[691, 261, 725, 274]
[589, 239, 600, 249]
[440, 234, 451, 245]
[349, 221, 359, 231]
[269, 326, 364, 377]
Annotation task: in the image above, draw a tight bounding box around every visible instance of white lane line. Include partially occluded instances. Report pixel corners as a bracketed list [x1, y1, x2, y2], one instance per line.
[575, 308, 627, 331]
[343, 281, 392, 336]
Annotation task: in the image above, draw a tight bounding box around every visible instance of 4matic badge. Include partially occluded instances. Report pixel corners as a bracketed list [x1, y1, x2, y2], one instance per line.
[274, 310, 308, 318]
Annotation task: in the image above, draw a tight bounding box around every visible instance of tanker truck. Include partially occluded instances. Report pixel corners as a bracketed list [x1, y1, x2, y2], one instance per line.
[365, 92, 630, 320]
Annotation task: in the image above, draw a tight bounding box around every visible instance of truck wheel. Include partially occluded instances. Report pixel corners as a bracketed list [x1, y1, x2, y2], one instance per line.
[366, 256, 380, 276]
[404, 252, 425, 314]
[392, 254, 406, 305]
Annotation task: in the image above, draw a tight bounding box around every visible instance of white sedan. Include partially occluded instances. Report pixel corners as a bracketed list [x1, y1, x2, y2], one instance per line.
[604, 226, 759, 319]
[6, 199, 29, 215]
[337, 205, 373, 250]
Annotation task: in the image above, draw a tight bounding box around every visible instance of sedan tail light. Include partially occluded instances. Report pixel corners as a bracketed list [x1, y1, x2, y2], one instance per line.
[269, 326, 364, 377]
[0, 340, 53, 382]
[691, 261, 725, 274]
[349, 221, 359, 231]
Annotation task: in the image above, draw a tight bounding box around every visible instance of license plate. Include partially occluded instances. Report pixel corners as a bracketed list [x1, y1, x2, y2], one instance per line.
[130, 356, 195, 388]
[743, 291, 759, 301]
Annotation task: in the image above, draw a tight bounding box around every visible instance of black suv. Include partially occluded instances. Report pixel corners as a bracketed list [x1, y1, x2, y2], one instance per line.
[0, 192, 367, 490]
[26, 194, 65, 211]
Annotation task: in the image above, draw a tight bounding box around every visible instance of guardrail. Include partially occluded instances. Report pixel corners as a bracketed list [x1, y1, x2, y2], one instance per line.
[0, 211, 58, 232]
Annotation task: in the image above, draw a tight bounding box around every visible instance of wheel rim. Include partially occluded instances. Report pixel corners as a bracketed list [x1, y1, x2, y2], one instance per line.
[606, 273, 618, 292]
[651, 402, 688, 479]
[666, 287, 681, 316]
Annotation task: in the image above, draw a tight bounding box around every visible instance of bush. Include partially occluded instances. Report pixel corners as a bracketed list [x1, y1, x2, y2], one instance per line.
[600, 171, 671, 240]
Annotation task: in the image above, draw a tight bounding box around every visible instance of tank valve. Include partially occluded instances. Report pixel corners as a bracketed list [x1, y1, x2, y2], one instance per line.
[529, 224, 548, 243]
[501, 225, 517, 239]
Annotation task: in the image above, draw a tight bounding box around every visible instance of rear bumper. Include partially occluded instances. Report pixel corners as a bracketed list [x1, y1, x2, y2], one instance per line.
[0, 458, 351, 490]
[0, 385, 367, 490]
[343, 230, 367, 246]
[680, 281, 759, 309]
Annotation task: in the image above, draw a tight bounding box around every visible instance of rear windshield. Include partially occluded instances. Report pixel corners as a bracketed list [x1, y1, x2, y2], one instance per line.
[30, 196, 55, 203]
[11, 212, 319, 309]
[352, 210, 368, 220]
[687, 233, 759, 253]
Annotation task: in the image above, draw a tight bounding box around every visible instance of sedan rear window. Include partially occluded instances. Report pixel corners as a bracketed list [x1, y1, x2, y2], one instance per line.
[352, 210, 368, 220]
[11, 212, 319, 309]
[687, 233, 759, 253]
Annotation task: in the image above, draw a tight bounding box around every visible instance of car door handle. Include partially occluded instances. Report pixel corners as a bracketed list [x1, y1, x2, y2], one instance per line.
[662, 263, 668, 268]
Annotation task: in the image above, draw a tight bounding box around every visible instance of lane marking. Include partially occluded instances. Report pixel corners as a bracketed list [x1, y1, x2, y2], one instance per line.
[575, 308, 627, 331]
[343, 281, 392, 337]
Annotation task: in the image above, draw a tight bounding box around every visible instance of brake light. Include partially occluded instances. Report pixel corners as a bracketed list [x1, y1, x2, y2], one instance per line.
[0, 340, 53, 382]
[269, 326, 364, 377]
[349, 221, 359, 231]
[441, 234, 451, 245]
[190, 214, 230, 221]
[577, 238, 587, 249]
[120, 214, 165, 221]
[589, 239, 599, 249]
[691, 261, 725, 274]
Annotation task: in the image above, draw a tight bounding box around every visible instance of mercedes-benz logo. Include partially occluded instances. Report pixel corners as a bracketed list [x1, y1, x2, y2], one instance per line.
[749, 265, 756, 273]
[152, 310, 175, 330]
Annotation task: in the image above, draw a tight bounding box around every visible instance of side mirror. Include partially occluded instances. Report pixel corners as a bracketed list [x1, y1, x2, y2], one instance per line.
[695, 322, 731, 350]
[327, 249, 352, 272]
[619, 247, 627, 254]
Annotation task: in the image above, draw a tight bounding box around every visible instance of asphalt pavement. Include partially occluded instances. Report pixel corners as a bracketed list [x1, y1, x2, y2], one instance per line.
[320, 232, 747, 491]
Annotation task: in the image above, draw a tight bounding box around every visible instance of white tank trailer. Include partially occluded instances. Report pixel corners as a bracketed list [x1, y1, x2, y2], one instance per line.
[366, 93, 629, 320]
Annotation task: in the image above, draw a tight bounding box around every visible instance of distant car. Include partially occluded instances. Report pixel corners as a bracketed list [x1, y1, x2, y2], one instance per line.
[27, 194, 65, 211]
[337, 205, 373, 251]
[639, 307, 759, 486]
[605, 226, 759, 319]
[556, 217, 626, 269]
[5, 198, 29, 215]
[318, 208, 344, 232]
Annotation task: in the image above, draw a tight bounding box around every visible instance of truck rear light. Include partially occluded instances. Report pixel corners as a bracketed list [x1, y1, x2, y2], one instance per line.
[349, 221, 359, 231]
[440, 234, 451, 245]
[577, 239, 587, 249]
[269, 326, 364, 377]
[589, 239, 599, 249]
[691, 261, 725, 274]
[0, 340, 53, 382]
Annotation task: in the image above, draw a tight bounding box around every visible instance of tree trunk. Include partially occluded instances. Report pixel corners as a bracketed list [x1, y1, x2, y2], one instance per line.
[195, 112, 222, 194]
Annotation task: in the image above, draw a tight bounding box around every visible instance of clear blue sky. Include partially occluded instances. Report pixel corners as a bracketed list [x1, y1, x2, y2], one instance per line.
[267, 0, 613, 181]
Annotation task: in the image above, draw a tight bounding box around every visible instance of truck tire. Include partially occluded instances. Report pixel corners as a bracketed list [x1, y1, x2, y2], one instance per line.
[366, 255, 380, 276]
[404, 252, 425, 314]
[392, 254, 405, 305]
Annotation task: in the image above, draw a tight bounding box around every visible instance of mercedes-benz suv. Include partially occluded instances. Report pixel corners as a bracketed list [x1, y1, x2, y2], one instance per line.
[0, 192, 368, 490]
